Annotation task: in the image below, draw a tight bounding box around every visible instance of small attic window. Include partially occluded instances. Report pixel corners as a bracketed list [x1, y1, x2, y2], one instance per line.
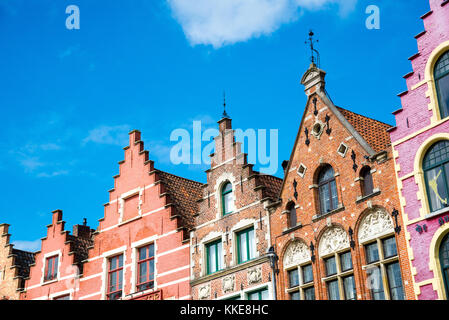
[297, 164, 307, 178]
[337, 143, 348, 157]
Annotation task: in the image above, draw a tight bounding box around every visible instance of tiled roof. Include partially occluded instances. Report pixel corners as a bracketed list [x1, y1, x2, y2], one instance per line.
[336, 107, 393, 153]
[258, 174, 283, 201]
[11, 249, 35, 278]
[67, 234, 93, 269]
[156, 170, 204, 232]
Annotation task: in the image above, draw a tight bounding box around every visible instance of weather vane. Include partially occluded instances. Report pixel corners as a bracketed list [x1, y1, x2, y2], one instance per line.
[305, 30, 320, 68]
[222, 91, 229, 118]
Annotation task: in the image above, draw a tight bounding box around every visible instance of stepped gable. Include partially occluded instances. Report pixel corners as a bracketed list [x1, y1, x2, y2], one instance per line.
[10, 249, 35, 279]
[336, 106, 393, 153]
[66, 234, 93, 273]
[155, 170, 204, 233]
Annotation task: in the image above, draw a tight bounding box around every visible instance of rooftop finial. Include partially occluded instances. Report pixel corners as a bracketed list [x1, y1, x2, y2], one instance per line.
[305, 30, 320, 67]
[222, 91, 229, 118]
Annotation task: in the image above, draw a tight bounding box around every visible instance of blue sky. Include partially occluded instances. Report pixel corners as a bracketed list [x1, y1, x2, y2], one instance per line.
[0, 0, 429, 250]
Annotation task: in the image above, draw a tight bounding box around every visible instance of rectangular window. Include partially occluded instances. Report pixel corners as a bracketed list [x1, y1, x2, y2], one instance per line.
[247, 288, 269, 300]
[343, 275, 356, 300]
[327, 280, 340, 300]
[325, 256, 337, 276]
[367, 266, 385, 300]
[340, 251, 353, 272]
[382, 237, 398, 259]
[365, 242, 380, 264]
[206, 240, 223, 275]
[288, 269, 299, 288]
[303, 287, 315, 300]
[107, 254, 123, 300]
[290, 291, 300, 300]
[44, 255, 59, 282]
[237, 227, 255, 264]
[53, 294, 70, 300]
[302, 264, 314, 284]
[137, 244, 155, 292]
[386, 262, 405, 300]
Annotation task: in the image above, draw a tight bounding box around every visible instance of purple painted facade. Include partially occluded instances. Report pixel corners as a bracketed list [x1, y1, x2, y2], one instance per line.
[389, 0, 449, 300]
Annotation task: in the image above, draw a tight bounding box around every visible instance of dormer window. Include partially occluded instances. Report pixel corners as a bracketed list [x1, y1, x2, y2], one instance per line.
[221, 182, 233, 216]
[435, 50, 449, 119]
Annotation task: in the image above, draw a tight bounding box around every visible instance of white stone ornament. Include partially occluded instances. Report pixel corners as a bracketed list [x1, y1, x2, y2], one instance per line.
[318, 226, 350, 256]
[247, 266, 262, 285]
[198, 283, 211, 300]
[283, 241, 311, 268]
[358, 209, 394, 243]
[222, 275, 235, 294]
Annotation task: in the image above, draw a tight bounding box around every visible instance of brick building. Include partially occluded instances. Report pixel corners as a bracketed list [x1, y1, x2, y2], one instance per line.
[20, 210, 93, 300]
[76, 130, 203, 300]
[268, 63, 415, 300]
[0, 224, 35, 300]
[388, 0, 449, 300]
[190, 115, 282, 300]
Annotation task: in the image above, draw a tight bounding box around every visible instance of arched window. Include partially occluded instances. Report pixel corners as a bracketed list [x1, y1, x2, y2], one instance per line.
[318, 165, 338, 214]
[435, 51, 449, 119]
[423, 140, 449, 213]
[287, 203, 297, 229]
[439, 233, 449, 299]
[221, 182, 233, 216]
[360, 166, 374, 196]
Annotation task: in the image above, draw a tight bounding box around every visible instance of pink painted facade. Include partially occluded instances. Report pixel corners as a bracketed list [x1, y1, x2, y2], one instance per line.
[389, 0, 449, 300]
[76, 130, 203, 300]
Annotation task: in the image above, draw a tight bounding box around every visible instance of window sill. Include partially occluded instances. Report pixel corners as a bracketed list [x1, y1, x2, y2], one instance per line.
[42, 278, 58, 286]
[424, 206, 449, 220]
[312, 205, 345, 222]
[356, 189, 381, 204]
[282, 223, 303, 235]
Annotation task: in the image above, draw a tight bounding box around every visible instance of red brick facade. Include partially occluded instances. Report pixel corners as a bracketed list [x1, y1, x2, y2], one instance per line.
[268, 64, 414, 300]
[190, 117, 282, 300]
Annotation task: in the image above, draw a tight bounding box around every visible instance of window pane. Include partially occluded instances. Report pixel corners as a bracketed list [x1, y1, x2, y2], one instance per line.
[110, 257, 116, 271]
[260, 289, 269, 300]
[426, 166, 449, 212]
[343, 275, 356, 300]
[248, 229, 255, 260]
[325, 256, 337, 276]
[239, 232, 247, 263]
[365, 243, 380, 264]
[217, 241, 223, 271]
[382, 237, 398, 258]
[289, 207, 297, 228]
[149, 259, 154, 280]
[302, 264, 314, 284]
[319, 184, 331, 213]
[208, 242, 217, 273]
[437, 73, 449, 119]
[340, 252, 353, 272]
[304, 287, 315, 300]
[109, 272, 117, 291]
[288, 269, 299, 288]
[330, 180, 338, 210]
[290, 291, 300, 300]
[148, 244, 154, 258]
[327, 280, 340, 300]
[139, 261, 147, 283]
[362, 168, 374, 196]
[139, 247, 147, 260]
[366, 266, 385, 300]
[386, 262, 405, 300]
[223, 193, 233, 214]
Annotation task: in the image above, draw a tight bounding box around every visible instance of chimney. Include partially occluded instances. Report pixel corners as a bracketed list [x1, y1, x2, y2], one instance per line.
[72, 219, 91, 238]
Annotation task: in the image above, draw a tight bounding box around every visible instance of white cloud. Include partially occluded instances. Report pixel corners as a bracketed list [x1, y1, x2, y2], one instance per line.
[13, 239, 41, 252]
[167, 0, 357, 48]
[82, 125, 131, 146]
[36, 170, 69, 178]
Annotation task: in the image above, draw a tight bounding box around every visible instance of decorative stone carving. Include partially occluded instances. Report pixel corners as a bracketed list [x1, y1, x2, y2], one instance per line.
[358, 209, 394, 243]
[198, 283, 211, 300]
[283, 241, 311, 268]
[318, 226, 350, 256]
[222, 275, 235, 294]
[247, 266, 262, 285]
